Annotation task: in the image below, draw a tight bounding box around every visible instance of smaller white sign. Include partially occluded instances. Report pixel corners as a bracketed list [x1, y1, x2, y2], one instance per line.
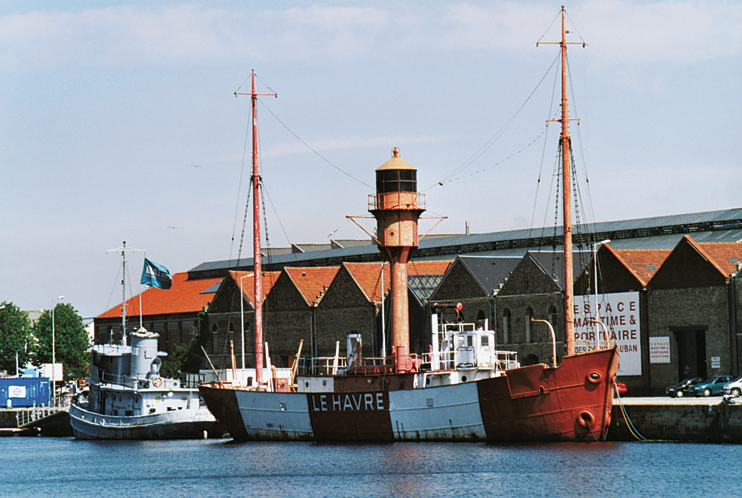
[9, 386, 27, 398]
[712, 356, 721, 369]
[649, 337, 671, 364]
[41, 363, 64, 382]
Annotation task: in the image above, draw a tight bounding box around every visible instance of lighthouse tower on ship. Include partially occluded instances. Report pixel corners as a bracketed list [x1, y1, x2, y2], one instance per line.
[370, 147, 425, 373]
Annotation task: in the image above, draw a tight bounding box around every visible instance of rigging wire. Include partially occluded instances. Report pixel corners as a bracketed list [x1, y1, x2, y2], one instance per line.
[230, 110, 252, 264]
[528, 63, 560, 248]
[564, 10, 588, 47]
[237, 182, 252, 264]
[531, 58, 562, 254]
[262, 183, 295, 255]
[535, 9, 563, 46]
[253, 72, 279, 99]
[261, 181, 272, 264]
[258, 100, 371, 188]
[428, 130, 547, 189]
[424, 52, 561, 191]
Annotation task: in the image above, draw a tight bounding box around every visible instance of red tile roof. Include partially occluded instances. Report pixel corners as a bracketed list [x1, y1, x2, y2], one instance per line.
[284, 266, 340, 306]
[344, 260, 452, 302]
[97, 272, 222, 319]
[229, 270, 281, 304]
[696, 240, 742, 278]
[611, 248, 672, 286]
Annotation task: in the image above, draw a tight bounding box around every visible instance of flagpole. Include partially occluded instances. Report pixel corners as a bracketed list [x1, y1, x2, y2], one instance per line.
[122, 241, 126, 345]
[107, 242, 146, 345]
[141, 252, 149, 328]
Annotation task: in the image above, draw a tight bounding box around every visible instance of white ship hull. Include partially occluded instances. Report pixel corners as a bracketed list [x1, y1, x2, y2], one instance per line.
[69, 402, 222, 440]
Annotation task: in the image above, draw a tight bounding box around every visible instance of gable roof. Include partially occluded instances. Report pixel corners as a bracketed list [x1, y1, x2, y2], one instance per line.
[498, 252, 566, 296]
[229, 270, 281, 305]
[344, 260, 452, 302]
[610, 247, 672, 287]
[648, 236, 742, 289]
[97, 272, 222, 319]
[409, 274, 445, 306]
[457, 255, 523, 294]
[284, 266, 341, 306]
[696, 240, 742, 278]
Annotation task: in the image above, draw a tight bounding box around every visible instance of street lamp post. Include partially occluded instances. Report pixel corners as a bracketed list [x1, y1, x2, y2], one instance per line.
[52, 295, 64, 405]
[593, 240, 610, 340]
[239, 274, 252, 370]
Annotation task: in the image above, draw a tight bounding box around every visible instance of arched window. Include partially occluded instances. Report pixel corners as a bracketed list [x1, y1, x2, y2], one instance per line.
[525, 307, 534, 343]
[476, 310, 486, 329]
[503, 309, 511, 344]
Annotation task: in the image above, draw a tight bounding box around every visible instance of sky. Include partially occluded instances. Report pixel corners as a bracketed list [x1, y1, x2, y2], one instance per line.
[1, 0, 740, 319]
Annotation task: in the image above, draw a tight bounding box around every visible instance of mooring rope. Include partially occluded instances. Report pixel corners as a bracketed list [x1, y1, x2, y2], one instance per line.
[613, 379, 647, 441]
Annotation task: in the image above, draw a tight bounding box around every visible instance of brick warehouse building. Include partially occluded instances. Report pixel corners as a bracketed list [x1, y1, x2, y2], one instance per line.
[95, 272, 222, 356]
[95, 208, 742, 392]
[203, 261, 451, 370]
[573, 245, 671, 393]
[646, 237, 742, 393]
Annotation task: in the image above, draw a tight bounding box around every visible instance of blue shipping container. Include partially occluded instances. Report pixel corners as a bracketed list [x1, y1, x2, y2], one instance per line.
[0, 377, 50, 407]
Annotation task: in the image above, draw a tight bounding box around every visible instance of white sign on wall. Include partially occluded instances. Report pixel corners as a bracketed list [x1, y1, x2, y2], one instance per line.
[573, 291, 642, 376]
[649, 336, 671, 363]
[9, 386, 27, 398]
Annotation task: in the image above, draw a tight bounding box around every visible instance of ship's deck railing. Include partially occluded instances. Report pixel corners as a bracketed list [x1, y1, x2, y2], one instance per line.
[294, 348, 520, 376]
[422, 349, 520, 371]
[16, 396, 70, 427]
[91, 370, 154, 389]
[296, 355, 391, 376]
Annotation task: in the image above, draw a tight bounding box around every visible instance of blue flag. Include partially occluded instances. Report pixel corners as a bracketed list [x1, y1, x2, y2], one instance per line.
[141, 258, 172, 289]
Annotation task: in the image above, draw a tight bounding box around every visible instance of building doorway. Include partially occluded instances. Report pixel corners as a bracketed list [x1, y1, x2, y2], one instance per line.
[674, 329, 707, 381]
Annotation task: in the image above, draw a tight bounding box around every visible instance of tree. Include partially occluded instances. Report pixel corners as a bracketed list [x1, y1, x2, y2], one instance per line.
[0, 302, 33, 376]
[33, 303, 90, 381]
[160, 311, 210, 377]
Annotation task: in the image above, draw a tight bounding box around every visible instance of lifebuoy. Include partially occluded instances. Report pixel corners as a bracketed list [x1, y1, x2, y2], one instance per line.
[578, 410, 595, 428]
[151, 377, 163, 388]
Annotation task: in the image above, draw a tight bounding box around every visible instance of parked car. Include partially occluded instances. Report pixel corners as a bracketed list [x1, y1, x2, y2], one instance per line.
[665, 377, 703, 398]
[686, 375, 733, 397]
[722, 376, 742, 397]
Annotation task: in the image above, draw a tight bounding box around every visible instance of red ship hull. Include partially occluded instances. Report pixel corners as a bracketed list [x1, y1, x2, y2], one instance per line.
[199, 347, 618, 443]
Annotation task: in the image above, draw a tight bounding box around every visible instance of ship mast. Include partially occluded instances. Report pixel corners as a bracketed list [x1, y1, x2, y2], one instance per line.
[538, 6, 583, 356]
[235, 71, 276, 386]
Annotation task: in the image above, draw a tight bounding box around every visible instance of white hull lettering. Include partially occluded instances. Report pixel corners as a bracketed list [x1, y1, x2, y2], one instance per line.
[311, 392, 385, 412]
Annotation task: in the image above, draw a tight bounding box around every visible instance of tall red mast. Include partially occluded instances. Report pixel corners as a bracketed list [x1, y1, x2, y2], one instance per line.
[235, 70, 276, 386]
[538, 7, 583, 356]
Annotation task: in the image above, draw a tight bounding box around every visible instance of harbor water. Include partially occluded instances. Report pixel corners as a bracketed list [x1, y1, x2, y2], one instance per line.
[3, 437, 740, 497]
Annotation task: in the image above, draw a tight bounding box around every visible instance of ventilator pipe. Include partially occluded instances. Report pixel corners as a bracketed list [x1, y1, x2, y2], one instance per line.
[531, 318, 557, 368]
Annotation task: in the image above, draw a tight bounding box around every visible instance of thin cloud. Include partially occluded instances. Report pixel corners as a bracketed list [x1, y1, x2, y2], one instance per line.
[577, 0, 742, 64]
[0, 2, 738, 73]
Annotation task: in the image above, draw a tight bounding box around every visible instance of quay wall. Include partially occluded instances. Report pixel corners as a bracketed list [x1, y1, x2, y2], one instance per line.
[610, 397, 742, 443]
[0, 409, 18, 428]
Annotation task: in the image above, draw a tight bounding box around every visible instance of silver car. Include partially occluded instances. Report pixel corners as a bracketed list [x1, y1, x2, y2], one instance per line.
[722, 375, 742, 397]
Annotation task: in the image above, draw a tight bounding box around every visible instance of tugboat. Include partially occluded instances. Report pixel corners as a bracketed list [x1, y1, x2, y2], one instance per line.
[70, 327, 222, 439]
[199, 8, 619, 442]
